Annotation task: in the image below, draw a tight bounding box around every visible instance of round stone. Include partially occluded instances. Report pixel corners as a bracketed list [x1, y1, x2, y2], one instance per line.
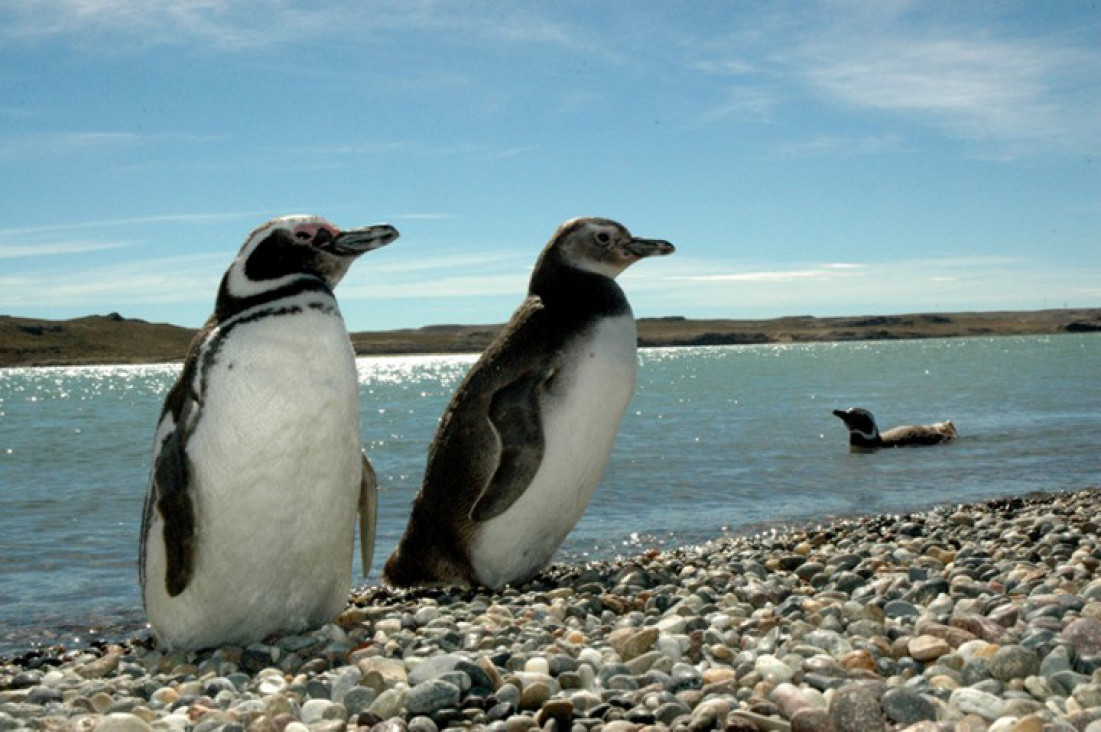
[880, 687, 936, 725]
[94, 713, 153, 732]
[829, 682, 885, 732]
[987, 645, 1040, 681]
[405, 679, 460, 716]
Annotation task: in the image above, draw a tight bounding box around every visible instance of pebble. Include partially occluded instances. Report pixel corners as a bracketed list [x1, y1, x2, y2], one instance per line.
[3, 489, 1101, 732]
[404, 678, 460, 716]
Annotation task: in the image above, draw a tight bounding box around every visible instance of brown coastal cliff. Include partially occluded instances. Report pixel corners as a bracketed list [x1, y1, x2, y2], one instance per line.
[2, 308, 1100, 368]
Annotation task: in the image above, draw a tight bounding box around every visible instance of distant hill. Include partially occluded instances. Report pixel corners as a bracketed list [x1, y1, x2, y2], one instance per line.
[2, 308, 1099, 368]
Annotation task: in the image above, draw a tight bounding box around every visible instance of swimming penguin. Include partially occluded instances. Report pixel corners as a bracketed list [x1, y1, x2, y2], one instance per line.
[383, 217, 674, 589]
[139, 214, 398, 650]
[832, 407, 957, 450]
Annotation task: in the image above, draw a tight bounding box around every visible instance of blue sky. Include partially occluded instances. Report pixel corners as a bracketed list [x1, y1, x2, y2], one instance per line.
[1, 1, 1099, 332]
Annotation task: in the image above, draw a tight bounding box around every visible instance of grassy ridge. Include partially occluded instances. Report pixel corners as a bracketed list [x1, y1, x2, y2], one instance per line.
[2, 308, 1100, 368]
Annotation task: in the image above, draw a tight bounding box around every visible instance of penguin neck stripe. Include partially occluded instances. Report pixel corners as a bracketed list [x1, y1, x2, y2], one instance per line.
[193, 295, 343, 431]
[216, 278, 334, 323]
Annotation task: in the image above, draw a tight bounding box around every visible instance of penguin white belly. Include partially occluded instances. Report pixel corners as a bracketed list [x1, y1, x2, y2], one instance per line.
[144, 305, 362, 649]
[470, 314, 637, 588]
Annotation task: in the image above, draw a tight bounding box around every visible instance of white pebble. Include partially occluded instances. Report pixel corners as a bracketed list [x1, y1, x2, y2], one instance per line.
[754, 654, 795, 683]
[577, 647, 603, 669]
[524, 657, 550, 675]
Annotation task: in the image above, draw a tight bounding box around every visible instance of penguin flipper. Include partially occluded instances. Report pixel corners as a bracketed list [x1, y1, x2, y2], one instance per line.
[359, 452, 378, 576]
[152, 428, 197, 597]
[470, 368, 551, 522]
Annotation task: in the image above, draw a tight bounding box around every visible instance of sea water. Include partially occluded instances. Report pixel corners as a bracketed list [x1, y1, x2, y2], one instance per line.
[1, 334, 1099, 655]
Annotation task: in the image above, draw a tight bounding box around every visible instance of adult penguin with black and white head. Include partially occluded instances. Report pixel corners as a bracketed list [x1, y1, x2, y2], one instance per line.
[383, 217, 674, 589]
[140, 214, 399, 650]
[832, 407, 957, 450]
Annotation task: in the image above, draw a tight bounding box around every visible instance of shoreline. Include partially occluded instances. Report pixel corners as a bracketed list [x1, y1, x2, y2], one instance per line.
[4, 487, 1101, 731]
[3, 307, 1100, 368]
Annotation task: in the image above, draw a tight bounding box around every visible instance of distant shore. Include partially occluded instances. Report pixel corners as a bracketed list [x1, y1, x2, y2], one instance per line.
[2, 308, 1100, 368]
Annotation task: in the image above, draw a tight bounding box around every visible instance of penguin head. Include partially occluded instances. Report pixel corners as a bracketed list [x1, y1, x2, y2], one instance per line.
[550, 218, 675, 278]
[832, 407, 881, 442]
[222, 215, 399, 301]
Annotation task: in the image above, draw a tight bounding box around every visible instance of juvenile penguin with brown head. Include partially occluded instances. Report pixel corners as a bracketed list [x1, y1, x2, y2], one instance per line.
[384, 217, 674, 589]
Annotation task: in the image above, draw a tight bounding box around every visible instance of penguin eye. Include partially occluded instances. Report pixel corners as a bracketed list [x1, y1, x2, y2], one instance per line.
[596, 232, 611, 244]
[294, 231, 312, 241]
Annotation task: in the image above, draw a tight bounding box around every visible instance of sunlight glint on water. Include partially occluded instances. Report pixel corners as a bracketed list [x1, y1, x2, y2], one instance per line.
[1, 335, 1099, 654]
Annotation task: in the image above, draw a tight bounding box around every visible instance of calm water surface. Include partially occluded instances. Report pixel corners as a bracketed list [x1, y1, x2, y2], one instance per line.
[1, 335, 1099, 655]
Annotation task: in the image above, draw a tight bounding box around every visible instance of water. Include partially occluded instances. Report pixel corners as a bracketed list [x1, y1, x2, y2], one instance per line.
[1, 335, 1099, 655]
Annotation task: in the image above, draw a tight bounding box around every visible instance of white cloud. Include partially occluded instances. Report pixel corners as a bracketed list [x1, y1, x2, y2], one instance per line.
[801, 34, 1099, 154]
[683, 269, 842, 283]
[0, 0, 592, 55]
[0, 252, 226, 309]
[773, 134, 907, 158]
[687, 5, 1101, 158]
[0, 210, 276, 238]
[0, 131, 222, 162]
[0, 240, 135, 259]
[639, 255, 1101, 317]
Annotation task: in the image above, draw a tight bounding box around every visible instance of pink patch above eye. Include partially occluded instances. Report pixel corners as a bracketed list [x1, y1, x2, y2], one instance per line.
[292, 222, 339, 241]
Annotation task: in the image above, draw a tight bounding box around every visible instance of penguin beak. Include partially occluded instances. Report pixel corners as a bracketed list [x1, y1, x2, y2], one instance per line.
[326, 224, 400, 256]
[624, 237, 675, 258]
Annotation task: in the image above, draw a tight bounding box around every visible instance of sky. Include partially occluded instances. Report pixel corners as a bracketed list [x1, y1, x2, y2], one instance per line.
[1, 1, 1099, 332]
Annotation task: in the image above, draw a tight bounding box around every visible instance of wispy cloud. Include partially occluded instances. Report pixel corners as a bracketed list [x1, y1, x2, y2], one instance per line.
[698, 86, 781, 125]
[0, 252, 227, 309]
[0, 1, 592, 55]
[341, 249, 530, 300]
[687, 5, 1101, 158]
[641, 255, 1100, 317]
[800, 33, 1101, 156]
[772, 134, 907, 159]
[0, 131, 222, 162]
[274, 140, 539, 163]
[682, 268, 848, 283]
[0, 210, 276, 238]
[0, 240, 135, 259]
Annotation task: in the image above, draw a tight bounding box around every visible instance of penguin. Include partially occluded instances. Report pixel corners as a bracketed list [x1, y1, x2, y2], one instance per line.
[832, 407, 957, 450]
[383, 217, 674, 590]
[139, 214, 398, 650]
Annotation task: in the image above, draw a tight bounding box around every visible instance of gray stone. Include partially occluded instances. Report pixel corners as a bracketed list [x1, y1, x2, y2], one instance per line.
[987, 644, 1040, 681]
[300, 699, 335, 724]
[405, 679, 460, 716]
[407, 716, 438, 732]
[408, 654, 466, 686]
[880, 687, 936, 725]
[368, 688, 406, 719]
[653, 700, 691, 725]
[341, 686, 377, 717]
[791, 707, 834, 732]
[329, 667, 361, 704]
[829, 682, 884, 732]
[948, 687, 1005, 721]
[1041, 645, 1073, 676]
[1063, 618, 1101, 658]
[884, 600, 921, 618]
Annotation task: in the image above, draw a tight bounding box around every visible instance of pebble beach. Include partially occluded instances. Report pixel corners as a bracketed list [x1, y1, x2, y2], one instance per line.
[4, 489, 1101, 732]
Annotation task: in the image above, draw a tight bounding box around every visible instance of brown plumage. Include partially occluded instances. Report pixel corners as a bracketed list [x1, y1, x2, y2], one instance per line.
[383, 217, 674, 589]
[832, 407, 958, 450]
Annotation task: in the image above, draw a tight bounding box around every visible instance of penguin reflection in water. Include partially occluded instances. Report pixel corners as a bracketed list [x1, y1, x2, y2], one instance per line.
[832, 407, 957, 450]
[384, 217, 675, 590]
[139, 215, 398, 650]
